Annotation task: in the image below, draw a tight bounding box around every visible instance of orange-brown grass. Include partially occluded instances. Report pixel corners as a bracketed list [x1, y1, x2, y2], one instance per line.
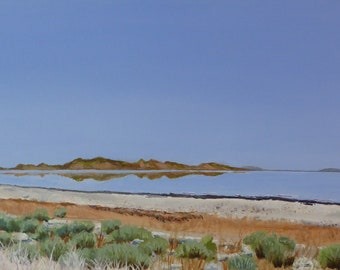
[0, 198, 339, 247]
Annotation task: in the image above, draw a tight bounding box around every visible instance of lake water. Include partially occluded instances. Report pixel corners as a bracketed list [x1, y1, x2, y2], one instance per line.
[0, 170, 339, 203]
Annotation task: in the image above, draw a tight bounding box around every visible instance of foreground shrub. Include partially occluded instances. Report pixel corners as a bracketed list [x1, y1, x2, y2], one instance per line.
[0, 215, 22, 233]
[55, 224, 72, 239]
[40, 237, 71, 261]
[72, 231, 96, 249]
[98, 243, 151, 268]
[262, 234, 295, 267]
[21, 219, 40, 234]
[33, 224, 50, 241]
[31, 208, 50, 222]
[243, 231, 267, 258]
[70, 221, 95, 234]
[54, 208, 67, 218]
[175, 236, 217, 261]
[10, 242, 40, 262]
[244, 231, 295, 267]
[101, 219, 121, 234]
[105, 225, 152, 243]
[0, 231, 12, 247]
[318, 244, 340, 269]
[77, 247, 98, 265]
[139, 237, 169, 256]
[228, 254, 257, 270]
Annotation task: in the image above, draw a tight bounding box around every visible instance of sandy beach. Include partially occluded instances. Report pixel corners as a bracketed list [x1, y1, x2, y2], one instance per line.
[0, 185, 340, 226]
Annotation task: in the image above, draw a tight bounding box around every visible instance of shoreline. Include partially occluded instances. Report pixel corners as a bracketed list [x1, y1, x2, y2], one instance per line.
[0, 184, 340, 226]
[1, 184, 339, 206]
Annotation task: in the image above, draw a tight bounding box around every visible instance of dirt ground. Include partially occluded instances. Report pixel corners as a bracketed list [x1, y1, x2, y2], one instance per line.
[1, 198, 339, 246]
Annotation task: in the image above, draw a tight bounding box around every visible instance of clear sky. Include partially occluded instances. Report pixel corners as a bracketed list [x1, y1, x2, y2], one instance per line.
[0, 1, 339, 170]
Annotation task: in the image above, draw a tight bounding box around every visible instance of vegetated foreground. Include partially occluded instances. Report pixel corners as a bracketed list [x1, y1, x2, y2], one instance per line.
[0, 202, 340, 270]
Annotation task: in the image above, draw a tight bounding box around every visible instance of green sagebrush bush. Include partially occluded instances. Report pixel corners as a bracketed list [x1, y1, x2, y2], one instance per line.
[101, 219, 121, 234]
[228, 254, 257, 270]
[244, 231, 295, 267]
[70, 220, 95, 234]
[72, 231, 96, 249]
[33, 224, 50, 241]
[31, 208, 50, 222]
[0, 231, 12, 247]
[104, 225, 152, 244]
[175, 235, 217, 261]
[40, 237, 71, 261]
[262, 234, 296, 267]
[78, 243, 151, 269]
[318, 244, 340, 270]
[54, 224, 72, 239]
[139, 237, 169, 256]
[243, 231, 267, 258]
[54, 208, 67, 218]
[21, 219, 40, 233]
[0, 214, 22, 233]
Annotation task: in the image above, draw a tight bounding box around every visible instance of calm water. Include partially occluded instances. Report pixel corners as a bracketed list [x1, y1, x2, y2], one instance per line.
[0, 170, 339, 203]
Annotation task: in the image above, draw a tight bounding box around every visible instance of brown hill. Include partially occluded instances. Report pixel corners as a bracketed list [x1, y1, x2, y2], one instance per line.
[10, 157, 247, 171]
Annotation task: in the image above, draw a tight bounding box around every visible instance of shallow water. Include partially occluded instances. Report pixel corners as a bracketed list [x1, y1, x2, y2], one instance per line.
[0, 170, 339, 203]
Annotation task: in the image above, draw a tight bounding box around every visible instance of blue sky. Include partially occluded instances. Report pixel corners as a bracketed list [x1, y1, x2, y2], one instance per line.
[0, 1, 339, 170]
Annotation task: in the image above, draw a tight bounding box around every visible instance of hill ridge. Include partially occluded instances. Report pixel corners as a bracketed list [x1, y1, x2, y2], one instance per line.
[8, 157, 247, 171]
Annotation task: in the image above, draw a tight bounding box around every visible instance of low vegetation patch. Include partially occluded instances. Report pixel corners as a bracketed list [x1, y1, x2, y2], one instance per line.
[54, 207, 67, 218]
[228, 254, 257, 270]
[318, 244, 340, 269]
[244, 231, 296, 268]
[0, 208, 339, 270]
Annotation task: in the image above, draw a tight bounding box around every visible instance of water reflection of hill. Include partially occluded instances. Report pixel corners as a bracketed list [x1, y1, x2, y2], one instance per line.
[3, 171, 224, 181]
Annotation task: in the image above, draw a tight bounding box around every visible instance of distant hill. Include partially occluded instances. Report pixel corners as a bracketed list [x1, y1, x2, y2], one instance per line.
[9, 157, 247, 171]
[319, 168, 340, 172]
[242, 166, 264, 171]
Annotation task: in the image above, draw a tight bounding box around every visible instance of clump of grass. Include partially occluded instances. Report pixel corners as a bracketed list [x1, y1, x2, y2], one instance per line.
[40, 237, 71, 261]
[77, 247, 98, 266]
[0, 231, 12, 247]
[228, 254, 257, 270]
[101, 219, 121, 234]
[31, 208, 50, 222]
[243, 231, 267, 258]
[54, 208, 67, 218]
[9, 242, 40, 262]
[262, 234, 296, 267]
[21, 219, 40, 234]
[105, 225, 152, 243]
[318, 244, 340, 269]
[72, 231, 96, 249]
[70, 221, 95, 234]
[54, 224, 72, 239]
[98, 243, 151, 269]
[244, 231, 296, 267]
[139, 237, 169, 256]
[0, 214, 22, 233]
[175, 235, 217, 261]
[33, 224, 50, 241]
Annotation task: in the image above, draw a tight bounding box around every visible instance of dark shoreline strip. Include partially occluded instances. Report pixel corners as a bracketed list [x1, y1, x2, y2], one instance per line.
[1, 184, 340, 206]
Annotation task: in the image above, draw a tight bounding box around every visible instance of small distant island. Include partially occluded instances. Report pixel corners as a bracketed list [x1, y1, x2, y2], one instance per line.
[319, 168, 340, 172]
[4, 157, 248, 171]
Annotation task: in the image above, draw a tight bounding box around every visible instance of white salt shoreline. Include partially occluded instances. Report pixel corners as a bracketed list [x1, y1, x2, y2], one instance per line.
[0, 185, 339, 226]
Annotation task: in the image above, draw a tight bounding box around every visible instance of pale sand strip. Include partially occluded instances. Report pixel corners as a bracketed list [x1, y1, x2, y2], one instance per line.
[0, 185, 339, 226]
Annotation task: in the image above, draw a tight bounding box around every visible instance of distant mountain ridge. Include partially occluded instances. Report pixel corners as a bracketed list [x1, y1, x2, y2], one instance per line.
[8, 157, 247, 171]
